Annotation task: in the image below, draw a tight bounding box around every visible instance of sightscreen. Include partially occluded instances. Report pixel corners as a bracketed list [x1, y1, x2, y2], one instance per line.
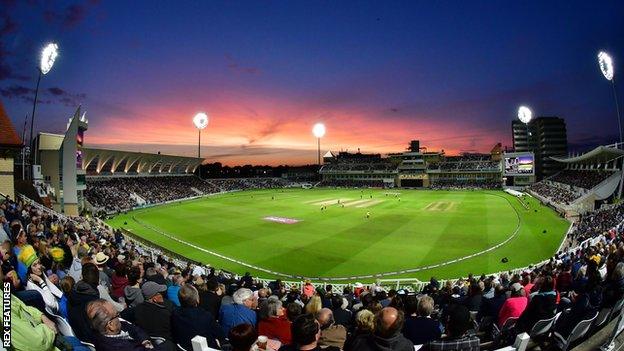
[504, 155, 534, 175]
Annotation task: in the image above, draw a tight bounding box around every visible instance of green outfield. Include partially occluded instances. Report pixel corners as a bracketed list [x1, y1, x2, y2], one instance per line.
[107, 188, 570, 281]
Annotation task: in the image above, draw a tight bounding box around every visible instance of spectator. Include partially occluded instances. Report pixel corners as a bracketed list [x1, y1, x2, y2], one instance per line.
[464, 281, 483, 312]
[67, 262, 101, 342]
[124, 266, 144, 308]
[13, 230, 29, 282]
[279, 314, 340, 351]
[330, 294, 352, 330]
[403, 295, 441, 345]
[134, 281, 175, 341]
[220, 288, 257, 335]
[167, 274, 184, 307]
[348, 307, 414, 351]
[603, 262, 624, 308]
[111, 263, 128, 299]
[344, 309, 375, 351]
[422, 304, 479, 351]
[303, 280, 315, 298]
[87, 299, 161, 351]
[553, 272, 602, 340]
[258, 296, 292, 345]
[497, 283, 527, 327]
[58, 275, 75, 320]
[172, 284, 224, 351]
[4, 291, 58, 350]
[316, 308, 346, 349]
[229, 323, 258, 351]
[24, 255, 63, 313]
[516, 275, 557, 333]
[305, 295, 322, 315]
[95, 252, 112, 289]
[287, 302, 303, 321]
[198, 277, 222, 319]
[478, 284, 507, 327]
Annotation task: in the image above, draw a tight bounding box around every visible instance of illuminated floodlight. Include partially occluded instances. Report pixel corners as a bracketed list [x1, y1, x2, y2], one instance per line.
[598, 51, 614, 81]
[312, 122, 326, 138]
[193, 112, 209, 129]
[40, 43, 59, 75]
[517, 106, 532, 124]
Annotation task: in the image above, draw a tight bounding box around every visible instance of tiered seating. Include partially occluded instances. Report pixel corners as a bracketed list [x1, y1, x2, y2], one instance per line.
[85, 176, 293, 213]
[529, 170, 614, 206]
[550, 170, 612, 190]
[430, 178, 501, 189]
[320, 179, 384, 187]
[321, 161, 397, 173]
[430, 155, 500, 172]
[528, 182, 580, 205]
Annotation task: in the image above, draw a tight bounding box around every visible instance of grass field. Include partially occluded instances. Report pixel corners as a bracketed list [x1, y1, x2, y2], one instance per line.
[107, 189, 570, 282]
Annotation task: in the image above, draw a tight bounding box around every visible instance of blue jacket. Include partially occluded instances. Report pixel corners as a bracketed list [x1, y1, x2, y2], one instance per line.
[219, 303, 257, 335]
[59, 295, 69, 320]
[167, 285, 181, 306]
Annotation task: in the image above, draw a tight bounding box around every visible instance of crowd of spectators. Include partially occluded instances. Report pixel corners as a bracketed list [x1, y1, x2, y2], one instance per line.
[528, 182, 581, 206]
[321, 161, 397, 173]
[430, 179, 501, 190]
[428, 156, 500, 172]
[550, 170, 613, 190]
[86, 176, 294, 213]
[319, 179, 386, 188]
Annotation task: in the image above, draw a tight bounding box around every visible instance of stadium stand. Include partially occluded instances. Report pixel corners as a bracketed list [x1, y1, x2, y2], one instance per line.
[319, 179, 385, 188]
[528, 169, 616, 208]
[428, 155, 501, 172]
[85, 176, 295, 213]
[549, 170, 613, 190]
[528, 182, 581, 205]
[429, 179, 501, 190]
[3, 180, 624, 351]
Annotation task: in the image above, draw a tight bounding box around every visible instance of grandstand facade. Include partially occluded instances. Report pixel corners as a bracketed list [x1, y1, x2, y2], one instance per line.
[319, 140, 504, 189]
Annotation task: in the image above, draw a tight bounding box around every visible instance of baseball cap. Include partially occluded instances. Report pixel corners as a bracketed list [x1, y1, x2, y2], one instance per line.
[141, 281, 167, 299]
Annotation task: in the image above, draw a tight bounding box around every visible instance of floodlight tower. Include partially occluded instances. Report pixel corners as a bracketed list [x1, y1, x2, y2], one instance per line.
[312, 122, 326, 167]
[518, 105, 533, 152]
[598, 51, 622, 144]
[599, 51, 624, 198]
[193, 112, 209, 158]
[30, 42, 59, 167]
[193, 112, 209, 179]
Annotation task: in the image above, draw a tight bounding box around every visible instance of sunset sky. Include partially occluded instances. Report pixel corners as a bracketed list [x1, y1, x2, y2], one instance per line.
[1, 1, 623, 165]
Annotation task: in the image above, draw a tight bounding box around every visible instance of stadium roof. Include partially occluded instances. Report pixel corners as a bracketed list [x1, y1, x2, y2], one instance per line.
[83, 148, 203, 174]
[37, 133, 202, 174]
[550, 145, 624, 164]
[0, 100, 22, 148]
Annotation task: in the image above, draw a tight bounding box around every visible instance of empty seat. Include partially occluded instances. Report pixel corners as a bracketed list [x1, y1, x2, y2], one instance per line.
[553, 311, 599, 351]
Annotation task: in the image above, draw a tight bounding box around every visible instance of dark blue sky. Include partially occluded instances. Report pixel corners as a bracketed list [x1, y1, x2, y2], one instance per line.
[1, 0, 623, 165]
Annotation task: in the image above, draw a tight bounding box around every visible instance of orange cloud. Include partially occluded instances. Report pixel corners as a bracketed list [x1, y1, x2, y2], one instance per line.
[86, 93, 507, 166]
